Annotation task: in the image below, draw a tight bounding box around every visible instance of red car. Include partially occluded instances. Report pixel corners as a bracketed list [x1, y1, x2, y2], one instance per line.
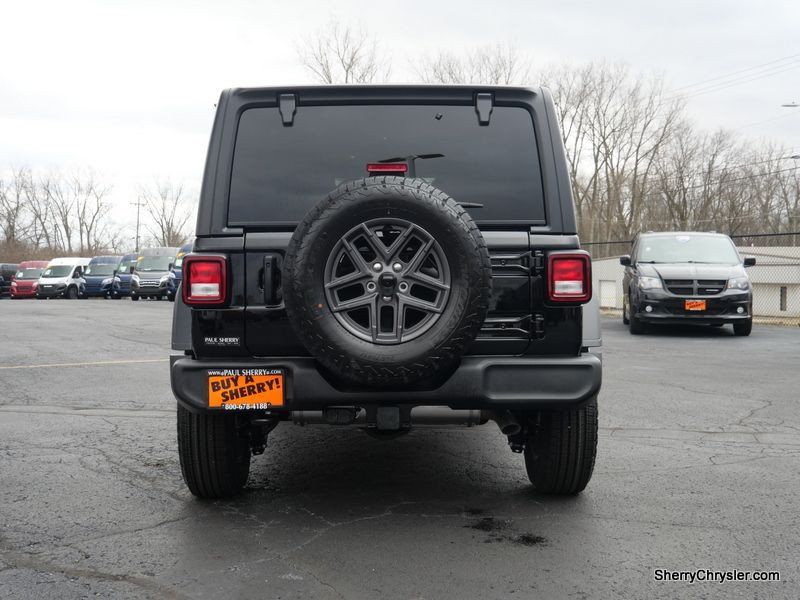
[10, 260, 50, 298]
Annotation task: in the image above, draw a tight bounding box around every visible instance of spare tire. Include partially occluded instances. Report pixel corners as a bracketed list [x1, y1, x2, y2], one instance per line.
[283, 176, 491, 387]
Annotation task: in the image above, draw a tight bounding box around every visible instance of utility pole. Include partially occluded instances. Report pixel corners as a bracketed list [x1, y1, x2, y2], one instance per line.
[130, 198, 145, 252]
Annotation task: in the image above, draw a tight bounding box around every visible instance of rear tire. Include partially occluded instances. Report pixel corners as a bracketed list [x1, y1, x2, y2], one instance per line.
[131, 293, 139, 301]
[66, 286, 78, 300]
[177, 405, 251, 499]
[733, 319, 752, 336]
[523, 397, 598, 495]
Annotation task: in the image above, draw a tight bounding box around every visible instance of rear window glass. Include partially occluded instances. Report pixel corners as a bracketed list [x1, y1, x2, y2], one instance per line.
[228, 104, 545, 226]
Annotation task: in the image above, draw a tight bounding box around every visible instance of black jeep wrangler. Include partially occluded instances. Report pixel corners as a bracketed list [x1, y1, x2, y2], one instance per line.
[171, 86, 602, 499]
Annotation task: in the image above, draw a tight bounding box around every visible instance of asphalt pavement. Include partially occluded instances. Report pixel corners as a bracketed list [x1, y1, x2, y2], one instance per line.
[0, 299, 798, 599]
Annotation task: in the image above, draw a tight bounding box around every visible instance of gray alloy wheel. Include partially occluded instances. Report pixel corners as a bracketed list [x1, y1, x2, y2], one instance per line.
[323, 218, 451, 345]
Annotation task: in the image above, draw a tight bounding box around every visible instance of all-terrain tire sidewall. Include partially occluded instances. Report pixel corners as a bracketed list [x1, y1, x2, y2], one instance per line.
[283, 177, 491, 387]
[523, 397, 598, 495]
[177, 405, 250, 499]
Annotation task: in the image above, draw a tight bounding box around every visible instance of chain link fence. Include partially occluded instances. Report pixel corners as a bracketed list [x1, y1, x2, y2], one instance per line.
[583, 232, 800, 325]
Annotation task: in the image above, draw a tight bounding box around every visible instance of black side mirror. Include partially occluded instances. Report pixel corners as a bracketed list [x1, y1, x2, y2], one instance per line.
[168, 263, 174, 271]
[619, 255, 632, 267]
[129, 265, 135, 273]
[743, 257, 756, 267]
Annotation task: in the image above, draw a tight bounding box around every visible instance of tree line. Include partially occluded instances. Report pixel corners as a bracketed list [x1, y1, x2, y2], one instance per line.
[3, 22, 798, 261]
[0, 169, 192, 262]
[297, 22, 800, 253]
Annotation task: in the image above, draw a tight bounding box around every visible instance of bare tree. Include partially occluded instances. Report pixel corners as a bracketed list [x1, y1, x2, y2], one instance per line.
[75, 172, 113, 254]
[541, 63, 685, 243]
[0, 168, 33, 245]
[417, 44, 530, 85]
[140, 180, 193, 247]
[41, 173, 77, 253]
[297, 19, 390, 84]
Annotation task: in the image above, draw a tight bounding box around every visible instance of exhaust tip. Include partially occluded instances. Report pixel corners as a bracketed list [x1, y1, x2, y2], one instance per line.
[499, 422, 522, 436]
[488, 410, 522, 437]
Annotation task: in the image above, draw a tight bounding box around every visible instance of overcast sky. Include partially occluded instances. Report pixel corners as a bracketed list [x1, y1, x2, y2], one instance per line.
[2, 0, 799, 241]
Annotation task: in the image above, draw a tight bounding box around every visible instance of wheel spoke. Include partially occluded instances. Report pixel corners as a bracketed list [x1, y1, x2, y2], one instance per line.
[399, 292, 444, 314]
[330, 291, 378, 313]
[406, 271, 450, 292]
[385, 224, 417, 263]
[405, 237, 435, 273]
[341, 238, 371, 273]
[325, 269, 370, 291]
[370, 295, 402, 342]
[358, 223, 391, 260]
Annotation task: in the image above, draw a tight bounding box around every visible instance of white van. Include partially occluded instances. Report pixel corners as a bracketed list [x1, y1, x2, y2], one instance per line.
[36, 257, 91, 299]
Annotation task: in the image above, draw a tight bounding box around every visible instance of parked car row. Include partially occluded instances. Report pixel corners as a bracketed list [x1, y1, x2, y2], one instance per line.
[0, 242, 193, 301]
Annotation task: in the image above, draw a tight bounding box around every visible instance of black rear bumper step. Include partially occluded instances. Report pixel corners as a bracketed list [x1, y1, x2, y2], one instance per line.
[171, 354, 601, 413]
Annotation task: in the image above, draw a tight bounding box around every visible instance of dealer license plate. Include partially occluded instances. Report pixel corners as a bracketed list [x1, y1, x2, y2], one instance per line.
[207, 369, 284, 410]
[685, 299, 706, 311]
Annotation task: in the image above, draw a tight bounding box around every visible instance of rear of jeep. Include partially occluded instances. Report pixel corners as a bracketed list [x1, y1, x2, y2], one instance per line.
[171, 86, 601, 499]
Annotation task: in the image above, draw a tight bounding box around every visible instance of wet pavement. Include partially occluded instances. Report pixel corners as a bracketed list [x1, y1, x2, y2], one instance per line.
[1, 300, 798, 599]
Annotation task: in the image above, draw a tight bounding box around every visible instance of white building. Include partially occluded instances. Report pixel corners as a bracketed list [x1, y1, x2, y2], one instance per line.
[592, 246, 800, 319]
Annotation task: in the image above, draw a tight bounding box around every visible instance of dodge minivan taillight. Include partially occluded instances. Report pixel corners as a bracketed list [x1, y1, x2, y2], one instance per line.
[182, 255, 227, 305]
[547, 252, 591, 303]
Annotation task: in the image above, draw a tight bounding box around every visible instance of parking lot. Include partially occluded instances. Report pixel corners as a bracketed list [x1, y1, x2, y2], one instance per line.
[0, 300, 798, 599]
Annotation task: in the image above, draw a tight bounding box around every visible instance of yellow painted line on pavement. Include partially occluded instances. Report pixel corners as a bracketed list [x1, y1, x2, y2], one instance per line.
[0, 358, 168, 370]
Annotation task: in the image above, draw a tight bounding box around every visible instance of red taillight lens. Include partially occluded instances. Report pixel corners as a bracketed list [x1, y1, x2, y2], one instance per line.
[366, 162, 408, 174]
[548, 253, 591, 303]
[182, 255, 227, 305]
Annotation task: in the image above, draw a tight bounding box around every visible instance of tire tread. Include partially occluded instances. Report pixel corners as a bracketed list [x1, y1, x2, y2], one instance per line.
[524, 399, 598, 495]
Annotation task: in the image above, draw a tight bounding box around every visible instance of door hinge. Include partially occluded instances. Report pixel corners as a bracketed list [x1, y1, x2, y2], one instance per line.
[532, 250, 545, 275]
[475, 92, 493, 125]
[532, 314, 545, 339]
[278, 93, 297, 126]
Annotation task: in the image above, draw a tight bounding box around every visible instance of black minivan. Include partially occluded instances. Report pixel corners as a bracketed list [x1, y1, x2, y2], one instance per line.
[620, 232, 755, 336]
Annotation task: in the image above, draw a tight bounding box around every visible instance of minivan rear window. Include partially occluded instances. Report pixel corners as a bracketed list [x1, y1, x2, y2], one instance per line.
[228, 104, 546, 226]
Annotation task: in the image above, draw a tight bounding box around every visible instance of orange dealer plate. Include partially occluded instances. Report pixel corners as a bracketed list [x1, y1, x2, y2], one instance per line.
[685, 299, 706, 311]
[207, 369, 284, 409]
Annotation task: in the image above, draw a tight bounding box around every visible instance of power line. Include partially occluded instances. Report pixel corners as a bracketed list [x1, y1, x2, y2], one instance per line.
[670, 61, 800, 100]
[667, 52, 800, 94]
[574, 158, 799, 188]
[733, 111, 800, 131]
[675, 165, 799, 190]
[687, 66, 800, 100]
[653, 155, 800, 183]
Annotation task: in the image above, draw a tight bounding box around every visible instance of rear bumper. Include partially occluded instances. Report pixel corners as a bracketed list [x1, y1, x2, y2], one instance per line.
[170, 354, 602, 413]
